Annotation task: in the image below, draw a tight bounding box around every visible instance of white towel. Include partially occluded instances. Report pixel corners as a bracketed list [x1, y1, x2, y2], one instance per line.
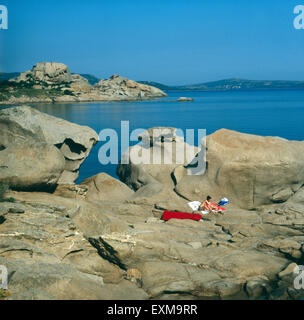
[188, 201, 201, 211]
[188, 201, 210, 215]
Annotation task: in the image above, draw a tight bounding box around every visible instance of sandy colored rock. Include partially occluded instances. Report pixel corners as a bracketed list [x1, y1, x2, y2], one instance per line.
[278, 263, 298, 279]
[117, 127, 199, 206]
[81, 173, 134, 202]
[1, 62, 167, 105]
[2, 188, 304, 300]
[14, 62, 72, 84]
[0, 106, 99, 184]
[95, 74, 167, 99]
[2, 123, 304, 300]
[0, 139, 65, 191]
[175, 129, 304, 209]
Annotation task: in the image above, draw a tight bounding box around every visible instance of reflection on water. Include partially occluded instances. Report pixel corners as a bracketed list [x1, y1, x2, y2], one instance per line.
[3, 90, 304, 182]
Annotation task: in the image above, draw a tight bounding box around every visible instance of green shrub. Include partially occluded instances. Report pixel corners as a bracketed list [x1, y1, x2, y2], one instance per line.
[63, 90, 74, 96]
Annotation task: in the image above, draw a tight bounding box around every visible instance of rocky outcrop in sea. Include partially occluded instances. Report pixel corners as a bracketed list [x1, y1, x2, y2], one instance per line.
[1, 107, 304, 300]
[0, 62, 167, 105]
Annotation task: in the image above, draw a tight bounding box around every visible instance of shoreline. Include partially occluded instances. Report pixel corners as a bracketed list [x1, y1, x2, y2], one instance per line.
[0, 95, 167, 106]
[2, 87, 304, 107]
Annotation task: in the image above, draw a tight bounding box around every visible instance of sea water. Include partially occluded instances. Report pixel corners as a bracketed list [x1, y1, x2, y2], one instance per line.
[3, 89, 304, 182]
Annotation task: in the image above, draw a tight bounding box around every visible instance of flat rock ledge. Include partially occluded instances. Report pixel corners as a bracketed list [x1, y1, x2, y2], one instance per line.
[1, 184, 304, 300]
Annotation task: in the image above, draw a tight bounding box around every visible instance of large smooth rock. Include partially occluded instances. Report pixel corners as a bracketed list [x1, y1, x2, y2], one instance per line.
[0, 106, 99, 185]
[0, 139, 65, 191]
[80, 173, 134, 202]
[14, 62, 72, 84]
[117, 127, 304, 210]
[117, 127, 199, 192]
[175, 129, 304, 209]
[95, 75, 167, 99]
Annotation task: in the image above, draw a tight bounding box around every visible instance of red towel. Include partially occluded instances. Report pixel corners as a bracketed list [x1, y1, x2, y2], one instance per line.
[162, 211, 202, 221]
[211, 203, 227, 212]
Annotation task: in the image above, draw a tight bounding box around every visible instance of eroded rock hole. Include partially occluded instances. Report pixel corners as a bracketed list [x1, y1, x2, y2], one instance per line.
[55, 138, 87, 155]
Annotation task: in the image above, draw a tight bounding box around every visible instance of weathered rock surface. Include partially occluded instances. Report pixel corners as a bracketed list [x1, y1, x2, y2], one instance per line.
[117, 128, 304, 209]
[94, 75, 167, 100]
[0, 106, 99, 186]
[117, 127, 199, 192]
[175, 129, 304, 209]
[14, 62, 72, 84]
[119, 127, 304, 210]
[80, 173, 134, 202]
[2, 186, 304, 300]
[0, 139, 65, 191]
[0, 192, 148, 300]
[1, 121, 304, 300]
[0, 62, 167, 105]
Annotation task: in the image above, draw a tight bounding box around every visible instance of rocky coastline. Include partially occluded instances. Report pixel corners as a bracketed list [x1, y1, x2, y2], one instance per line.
[0, 62, 167, 105]
[1, 106, 304, 300]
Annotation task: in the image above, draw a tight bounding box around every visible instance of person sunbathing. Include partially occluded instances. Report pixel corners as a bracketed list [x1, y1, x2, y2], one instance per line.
[200, 196, 218, 213]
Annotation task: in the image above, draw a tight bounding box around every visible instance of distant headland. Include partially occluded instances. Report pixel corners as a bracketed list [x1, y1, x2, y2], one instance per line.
[138, 78, 304, 92]
[1, 66, 304, 105]
[0, 62, 167, 105]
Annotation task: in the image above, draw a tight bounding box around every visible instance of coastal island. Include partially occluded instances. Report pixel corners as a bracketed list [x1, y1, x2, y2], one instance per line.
[0, 62, 167, 105]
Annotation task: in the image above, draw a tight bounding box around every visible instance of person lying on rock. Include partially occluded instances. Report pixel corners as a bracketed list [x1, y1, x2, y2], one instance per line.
[200, 196, 218, 213]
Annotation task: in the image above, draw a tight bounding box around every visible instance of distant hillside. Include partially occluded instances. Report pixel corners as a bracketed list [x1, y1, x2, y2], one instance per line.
[140, 78, 304, 91]
[2, 73, 303, 91]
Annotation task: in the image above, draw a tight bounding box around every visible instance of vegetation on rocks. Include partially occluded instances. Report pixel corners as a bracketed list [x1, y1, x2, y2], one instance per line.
[0, 62, 167, 104]
[0, 78, 73, 101]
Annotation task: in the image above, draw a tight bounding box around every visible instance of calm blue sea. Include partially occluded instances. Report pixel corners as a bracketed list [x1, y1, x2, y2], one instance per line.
[3, 90, 304, 182]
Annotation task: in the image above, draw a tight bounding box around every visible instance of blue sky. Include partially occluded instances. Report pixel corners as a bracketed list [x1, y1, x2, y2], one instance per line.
[0, 0, 303, 85]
